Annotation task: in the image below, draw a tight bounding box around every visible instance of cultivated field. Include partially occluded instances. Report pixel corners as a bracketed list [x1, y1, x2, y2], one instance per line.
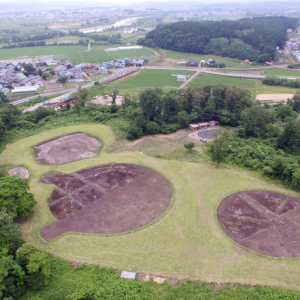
[188, 73, 258, 89]
[116, 69, 196, 89]
[1, 124, 300, 289]
[105, 48, 155, 60]
[262, 68, 300, 77]
[164, 50, 259, 68]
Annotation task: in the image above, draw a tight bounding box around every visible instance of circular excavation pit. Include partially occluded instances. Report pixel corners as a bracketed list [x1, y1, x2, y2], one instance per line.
[33, 132, 102, 165]
[40, 163, 172, 241]
[217, 191, 300, 257]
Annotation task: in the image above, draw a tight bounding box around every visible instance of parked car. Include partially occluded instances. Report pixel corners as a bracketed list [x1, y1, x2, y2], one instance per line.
[200, 138, 207, 143]
[93, 96, 98, 99]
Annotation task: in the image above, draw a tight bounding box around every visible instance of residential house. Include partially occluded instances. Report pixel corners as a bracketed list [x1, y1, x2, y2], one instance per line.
[187, 58, 198, 67]
[54, 65, 67, 75]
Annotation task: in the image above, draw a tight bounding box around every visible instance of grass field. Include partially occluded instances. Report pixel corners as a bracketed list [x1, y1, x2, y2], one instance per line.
[106, 48, 155, 60]
[164, 50, 262, 68]
[115, 69, 196, 89]
[123, 35, 145, 43]
[188, 73, 258, 89]
[1, 124, 300, 289]
[262, 68, 300, 77]
[256, 81, 300, 94]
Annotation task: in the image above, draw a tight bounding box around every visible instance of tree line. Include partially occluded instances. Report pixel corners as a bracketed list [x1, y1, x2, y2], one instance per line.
[262, 75, 300, 88]
[138, 17, 298, 62]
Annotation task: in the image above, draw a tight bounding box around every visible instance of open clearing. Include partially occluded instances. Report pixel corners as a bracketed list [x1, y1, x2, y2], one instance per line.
[2, 124, 300, 289]
[188, 73, 257, 89]
[117, 69, 196, 89]
[106, 48, 155, 60]
[256, 94, 294, 102]
[40, 163, 172, 241]
[33, 132, 102, 165]
[218, 191, 300, 257]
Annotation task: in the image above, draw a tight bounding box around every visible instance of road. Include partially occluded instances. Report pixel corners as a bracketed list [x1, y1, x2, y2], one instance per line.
[11, 65, 300, 106]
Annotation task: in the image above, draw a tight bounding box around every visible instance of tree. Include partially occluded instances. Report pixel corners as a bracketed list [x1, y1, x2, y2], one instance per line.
[210, 129, 231, 167]
[111, 87, 119, 105]
[0, 253, 26, 299]
[57, 76, 68, 83]
[0, 209, 23, 256]
[184, 142, 195, 152]
[0, 91, 9, 104]
[139, 88, 162, 121]
[177, 111, 190, 128]
[0, 176, 37, 219]
[16, 243, 38, 268]
[72, 87, 88, 115]
[277, 119, 300, 153]
[23, 64, 35, 75]
[27, 252, 51, 286]
[41, 72, 50, 80]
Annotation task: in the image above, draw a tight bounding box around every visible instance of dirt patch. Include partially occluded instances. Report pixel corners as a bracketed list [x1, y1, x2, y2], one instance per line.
[40, 163, 172, 241]
[138, 273, 179, 286]
[8, 167, 29, 179]
[217, 191, 300, 257]
[197, 129, 220, 140]
[256, 94, 294, 102]
[33, 132, 102, 165]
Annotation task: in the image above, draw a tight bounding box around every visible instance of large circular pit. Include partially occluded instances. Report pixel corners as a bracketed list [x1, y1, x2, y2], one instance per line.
[33, 132, 102, 165]
[217, 191, 300, 257]
[40, 163, 172, 241]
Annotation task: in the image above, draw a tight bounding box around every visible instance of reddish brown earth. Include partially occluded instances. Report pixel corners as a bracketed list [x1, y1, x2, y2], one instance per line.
[40, 163, 172, 241]
[33, 132, 102, 165]
[217, 191, 300, 257]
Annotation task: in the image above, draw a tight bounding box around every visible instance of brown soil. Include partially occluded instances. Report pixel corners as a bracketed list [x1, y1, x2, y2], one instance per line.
[40, 163, 172, 241]
[33, 132, 102, 165]
[217, 191, 300, 257]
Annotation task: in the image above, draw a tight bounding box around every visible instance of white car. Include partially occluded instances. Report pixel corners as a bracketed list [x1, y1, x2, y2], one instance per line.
[93, 96, 98, 99]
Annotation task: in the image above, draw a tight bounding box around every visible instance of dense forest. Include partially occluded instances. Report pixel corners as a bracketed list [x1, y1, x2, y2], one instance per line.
[138, 17, 298, 62]
[1, 84, 300, 189]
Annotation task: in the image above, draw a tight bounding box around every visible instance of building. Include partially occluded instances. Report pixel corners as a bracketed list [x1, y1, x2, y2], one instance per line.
[209, 120, 219, 127]
[99, 67, 108, 73]
[198, 122, 209, 129]
[177, 75, 187, 82]
[189, 124, 199, 131]
[124, 28, 136, 34]
[265, 62, 273, 66]
[187, 58, 198, 67]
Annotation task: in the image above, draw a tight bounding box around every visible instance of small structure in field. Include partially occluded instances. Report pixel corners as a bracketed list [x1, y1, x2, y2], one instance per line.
[189, 124, 199, 131]
[242, 60, 252, 65]
[198, 122, 209, 129]
[121, 271, 137, 280]
[265, 62, 273, 66]
[177, 75, 187, 82]
[209, 120, 219, 127]
[189, 120, 219, 131]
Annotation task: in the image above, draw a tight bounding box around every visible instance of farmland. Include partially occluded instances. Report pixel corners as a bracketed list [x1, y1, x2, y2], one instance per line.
[262, 68, 300, 77]
[116, 69, 196, 89]
[188, 73, 258, 89]
[0, 44, 155, 64]
[105, 47, 155, 60]
[164, 50, 260, 68]
[2, 124, 300, 290]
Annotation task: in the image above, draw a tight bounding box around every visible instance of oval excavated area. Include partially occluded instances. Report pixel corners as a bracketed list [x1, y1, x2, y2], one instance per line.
[217, 191, 300, 257]
[33, 132, 103, 165]
[40, 163, 172, 241]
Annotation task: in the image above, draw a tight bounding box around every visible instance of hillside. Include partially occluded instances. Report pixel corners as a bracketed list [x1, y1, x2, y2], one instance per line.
[138, 17, 298, 62]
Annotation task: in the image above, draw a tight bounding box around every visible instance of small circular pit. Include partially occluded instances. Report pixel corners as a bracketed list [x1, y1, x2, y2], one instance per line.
[197, 129, 219, 140]
[217, 191, 300, 257]
[40, 163, 172, 241]
[8, 166, 29, 179]
[33, 132, 102, 165]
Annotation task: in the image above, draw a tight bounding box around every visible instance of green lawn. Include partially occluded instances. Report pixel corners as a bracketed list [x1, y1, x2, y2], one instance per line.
[116, 69, 196, 89]
[164, 50, 260, 68]
[123, 35, 145, 43]
[1, 124, 300, 289]
[106, 48, 155, 60]
[188, 73, 258, 89]
[262, 68, 300, 77]
[256, 82, 300, 94]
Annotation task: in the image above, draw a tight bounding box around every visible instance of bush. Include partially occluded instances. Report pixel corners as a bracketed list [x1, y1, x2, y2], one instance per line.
[0, 177, 37, 219]
[127, 126, 143, 140]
